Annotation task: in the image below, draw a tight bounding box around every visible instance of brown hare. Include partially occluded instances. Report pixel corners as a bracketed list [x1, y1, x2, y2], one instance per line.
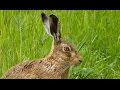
[2, 13, 82, 79]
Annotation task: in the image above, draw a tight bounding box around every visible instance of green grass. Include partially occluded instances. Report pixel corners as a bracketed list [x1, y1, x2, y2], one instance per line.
[0, 10, 120, 79]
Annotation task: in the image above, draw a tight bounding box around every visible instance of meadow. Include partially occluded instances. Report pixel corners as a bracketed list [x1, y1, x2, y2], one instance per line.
[0, 10, 120, 79]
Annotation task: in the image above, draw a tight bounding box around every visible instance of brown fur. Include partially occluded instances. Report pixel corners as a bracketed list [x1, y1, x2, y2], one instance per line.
[2, 13, 82, 79]
[2, 40, 82, 79]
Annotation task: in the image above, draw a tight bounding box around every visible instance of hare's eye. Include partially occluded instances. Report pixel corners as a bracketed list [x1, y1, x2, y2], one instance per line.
[63, 46, 71, 52]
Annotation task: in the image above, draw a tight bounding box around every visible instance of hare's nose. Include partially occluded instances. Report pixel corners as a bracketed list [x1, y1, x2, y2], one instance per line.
[79, 60, 82, 63]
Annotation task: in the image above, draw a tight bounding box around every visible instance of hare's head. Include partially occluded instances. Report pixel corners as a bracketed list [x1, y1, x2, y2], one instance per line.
[41, 13, 82, 66]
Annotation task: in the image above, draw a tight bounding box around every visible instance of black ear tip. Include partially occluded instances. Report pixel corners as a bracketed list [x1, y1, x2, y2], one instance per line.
[41, 12, 46, 18]
[49, 14, 58, 21]
[41, 13, 47, 21]
[49, 14, 57, 18]
[49, 14, 54, 16]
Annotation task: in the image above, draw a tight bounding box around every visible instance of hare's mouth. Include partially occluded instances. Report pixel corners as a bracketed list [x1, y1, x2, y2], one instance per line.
[73, 63, 80, 67]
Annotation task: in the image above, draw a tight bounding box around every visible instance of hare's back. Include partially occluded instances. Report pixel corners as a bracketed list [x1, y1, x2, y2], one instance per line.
[3, 60, 40, 79]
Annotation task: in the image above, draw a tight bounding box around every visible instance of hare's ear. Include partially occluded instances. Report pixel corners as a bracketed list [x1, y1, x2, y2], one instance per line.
[41, 13, 61, 42]
[41, 13, 51, 35]
[49, 14, 61, 42]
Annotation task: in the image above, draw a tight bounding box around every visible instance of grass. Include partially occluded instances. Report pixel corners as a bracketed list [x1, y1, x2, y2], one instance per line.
[0, 10, 120, 79]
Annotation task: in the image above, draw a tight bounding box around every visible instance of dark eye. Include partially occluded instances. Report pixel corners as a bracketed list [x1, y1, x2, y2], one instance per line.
[63, 46, 71, 52]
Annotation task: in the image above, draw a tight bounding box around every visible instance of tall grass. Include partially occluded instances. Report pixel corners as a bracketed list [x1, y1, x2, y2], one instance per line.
[0, 10, 120, 78]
